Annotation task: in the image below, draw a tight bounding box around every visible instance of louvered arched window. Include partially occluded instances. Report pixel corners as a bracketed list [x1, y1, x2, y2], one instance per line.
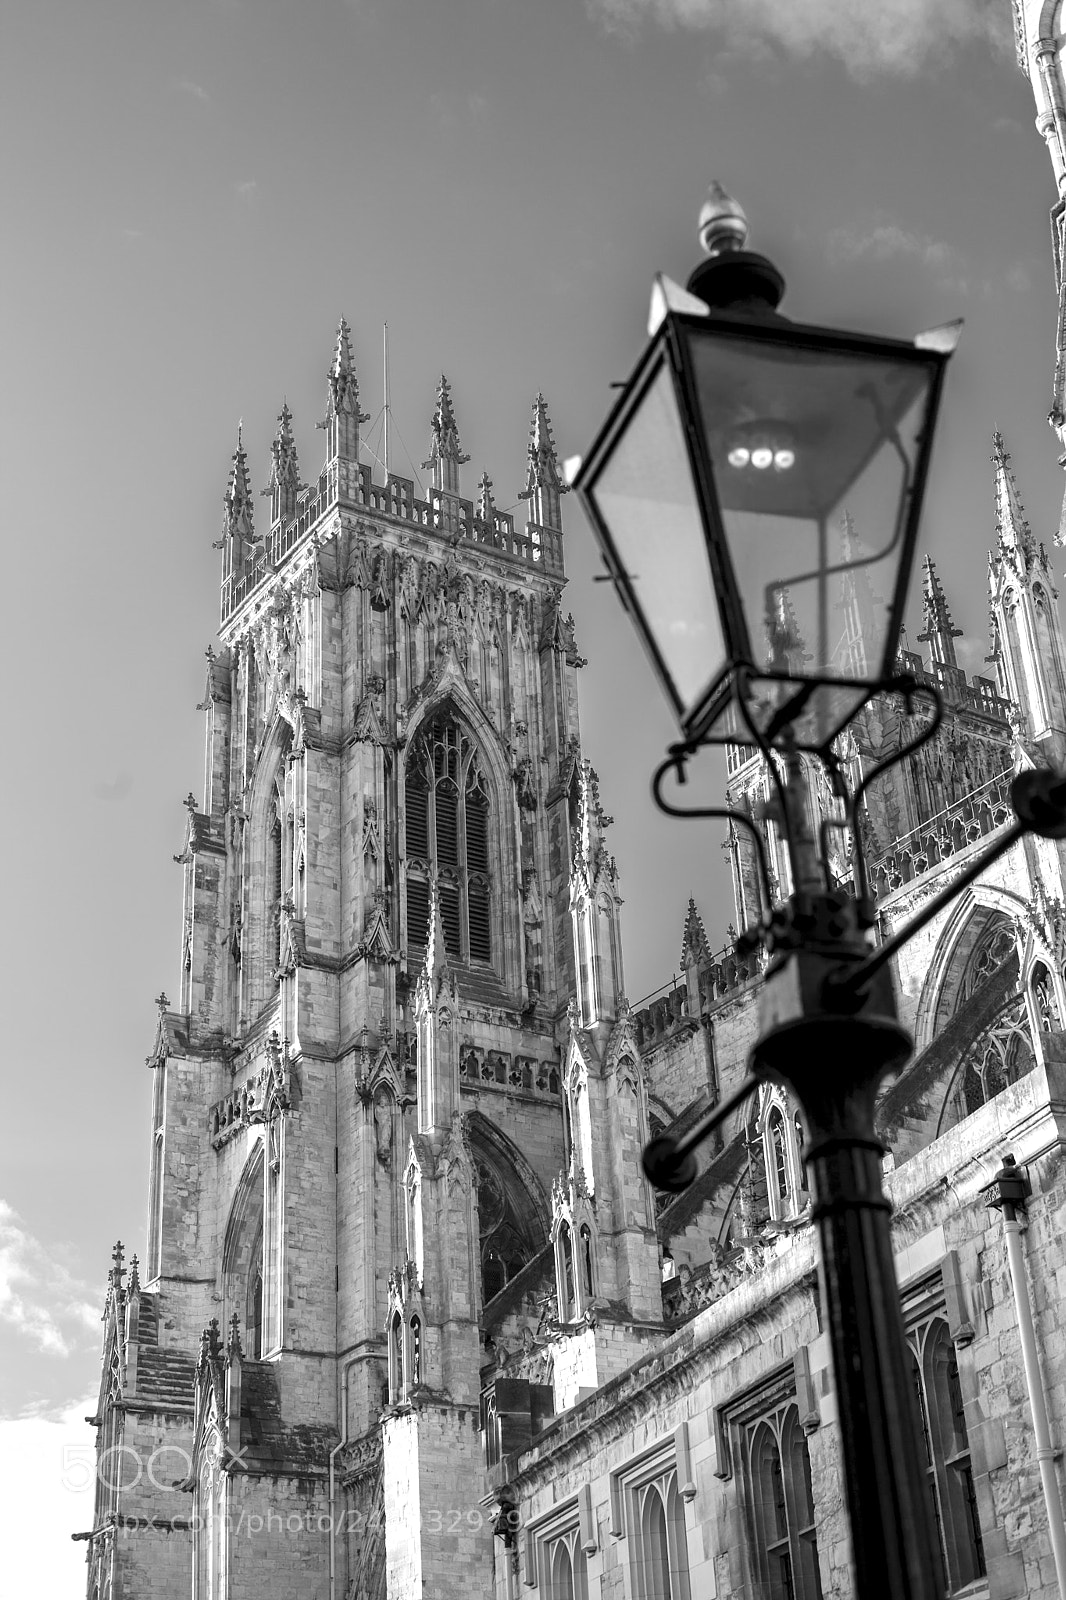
[747, 1403, 821, 1597]
[405, 710, 492, 964]
[906, 1315, 984, 1589]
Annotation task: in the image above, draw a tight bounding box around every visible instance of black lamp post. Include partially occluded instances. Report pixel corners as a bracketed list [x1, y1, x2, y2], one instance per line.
[573, 184, 1066, 1600]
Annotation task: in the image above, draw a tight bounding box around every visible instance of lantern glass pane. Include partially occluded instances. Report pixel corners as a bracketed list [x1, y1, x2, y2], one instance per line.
[687, 329, 939, 745]
[590, 358, 727, 715]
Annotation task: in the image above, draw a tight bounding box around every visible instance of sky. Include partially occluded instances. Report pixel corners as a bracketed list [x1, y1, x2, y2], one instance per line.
[0, 0, 1060, 1590]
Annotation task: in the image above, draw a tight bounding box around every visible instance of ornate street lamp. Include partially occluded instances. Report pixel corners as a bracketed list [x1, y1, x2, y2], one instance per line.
[572, 184, 1066, 1600]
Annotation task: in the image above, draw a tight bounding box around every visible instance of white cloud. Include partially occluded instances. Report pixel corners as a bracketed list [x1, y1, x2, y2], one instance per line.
[0, 1202, 98, 1360]
[825, 219, 969, 292]
[0, 1396, 99, 1598]
[176, 79, 209, 102]
[586, 0, 1011, 80]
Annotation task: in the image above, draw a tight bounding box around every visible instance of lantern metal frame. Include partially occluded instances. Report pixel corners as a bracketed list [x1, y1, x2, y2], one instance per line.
[575, 306, 953, 752]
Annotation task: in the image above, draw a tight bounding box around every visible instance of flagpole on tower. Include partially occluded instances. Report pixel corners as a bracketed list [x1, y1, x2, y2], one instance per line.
[383, 322, 391, 483]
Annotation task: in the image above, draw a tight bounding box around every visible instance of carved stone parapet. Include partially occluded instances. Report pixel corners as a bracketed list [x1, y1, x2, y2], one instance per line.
[208, 1036, 292, 1148]
[868, 768, 1015, 898]
[458, 1045, 560, 1097]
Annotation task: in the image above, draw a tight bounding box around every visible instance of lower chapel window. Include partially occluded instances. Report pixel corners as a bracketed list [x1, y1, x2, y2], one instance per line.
[906, 1313, 984, 1592]
[720, 1371, 823, 1600]
[405, 711, 492, 964]
[540, 1525, 589, 1600]
[624, 1460, 691, 1600]
[746, 1402, 821, 1600]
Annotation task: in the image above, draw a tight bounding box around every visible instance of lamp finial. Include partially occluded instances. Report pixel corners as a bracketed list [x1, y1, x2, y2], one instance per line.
[698, 182, 749, 258]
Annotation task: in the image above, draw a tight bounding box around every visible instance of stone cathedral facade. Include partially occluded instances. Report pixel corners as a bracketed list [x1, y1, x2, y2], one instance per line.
[81, 32, 1066, 1600]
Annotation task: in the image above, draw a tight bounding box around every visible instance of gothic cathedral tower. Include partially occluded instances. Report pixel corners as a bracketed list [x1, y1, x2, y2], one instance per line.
[82, 326, 664, 1600]
[1013, 0, 1066, 541]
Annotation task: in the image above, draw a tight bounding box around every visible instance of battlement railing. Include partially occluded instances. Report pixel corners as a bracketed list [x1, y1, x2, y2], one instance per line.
[895, 650, 1013, 722]
[221, 459, 561, 621]
[632, 941, 762, 1051]
[637, 766, 1017, 1051]
[724, 656, 1012, 782]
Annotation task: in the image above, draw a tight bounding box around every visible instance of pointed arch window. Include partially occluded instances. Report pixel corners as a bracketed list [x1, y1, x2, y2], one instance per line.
[222, 1141, 280, 1363]
[541, 1526, 589, 1600]
[580, 1224, 595, 1301]
[471, 1129, 546, 1306]
[557, 1222, 576, 1322]
[762, 1093, 805, 1223]
[906, 1314, 984, 1591]
[247, 736, 293, 1018]
[268, 809, 282, 968]
[246, 1231, 263, 1361]
[746, 1403, 822, 1598]
[937, 916, 1036, 1133]
[632, 1469, 691, 1600]
[404, 710, 492, 964]
[1030, 960, 1059, 1032]
[409, 1315, 422, 1388]
[768, 1110, 789, 1205]
[388, 1312, 404, 1404]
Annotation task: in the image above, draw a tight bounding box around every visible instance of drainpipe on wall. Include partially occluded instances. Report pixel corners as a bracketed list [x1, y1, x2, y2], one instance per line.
[986, 1153, 1066, 1600]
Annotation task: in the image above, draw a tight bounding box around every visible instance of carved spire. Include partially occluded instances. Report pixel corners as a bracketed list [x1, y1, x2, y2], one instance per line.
[766, 586, 808, 674]
[413, 877, 461, 1147]
[570, 762, 624, 1030]
[324, 317, 368, 463]
[265, 400, 301, 526]
[680, 898, 710, 970]
[519, 394, 567, 536]
[988, 429, 1066, 758]
[226, 1312, 244, 1362]
[208, 1316, 222, 1355]
[573, 761, 615, 889]
[198, 1317, 223, 1372]
[420, 876, 454, 997]
[916, 556, 962, 670]
[992, 430, 1038, 563]
[328, 318, 356, 410]
[423, 375, 469, 496]
[476, 470, 497, 530]
[127, 1254, 141, 1294]
[108, 1240, 126, 1294]
[837, 511, 881, 677]
[222, 424, 256, 548]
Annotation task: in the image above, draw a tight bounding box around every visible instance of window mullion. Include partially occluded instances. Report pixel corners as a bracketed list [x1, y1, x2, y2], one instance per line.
[427, 774, 438, 872]
[458, 786, 469, 961]
[773, 1410, 803, 1587]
